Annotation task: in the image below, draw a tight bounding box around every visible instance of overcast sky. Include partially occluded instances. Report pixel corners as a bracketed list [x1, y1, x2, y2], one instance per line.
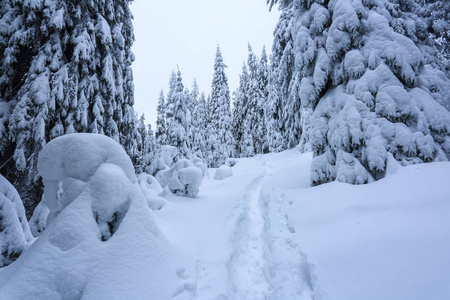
[130, 0, 280, 127]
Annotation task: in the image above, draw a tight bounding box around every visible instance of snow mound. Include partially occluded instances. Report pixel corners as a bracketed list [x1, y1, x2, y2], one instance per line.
[0, 175, 34, 267]
[157, 159, 203, 198]
[0, 133, 179, 299]
[137, 173, 166, 210]
[225, 158, 237, 167]
[214, 165, 233, 180]
[148, 146, 205, 198]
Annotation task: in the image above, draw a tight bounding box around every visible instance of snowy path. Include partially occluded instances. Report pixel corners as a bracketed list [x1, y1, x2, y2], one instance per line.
[225, 157, 318, 300]
[227, 163, 270, 299]
[166, 152, 321, 300]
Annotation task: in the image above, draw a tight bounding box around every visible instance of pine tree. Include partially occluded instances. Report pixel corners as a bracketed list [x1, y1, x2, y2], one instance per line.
[155, 89, 167, 145]
[192, 93, 208, 159]
[241, 117, 255, 158]
[268, 0, 450, 186]
[190, 79, 200, 111]
[135, 114, 148, 174]
[232, 63, 250, 157]
[165, 71, 177, 140]
[209, 46, 234, 166]
[245, 45, 268, 155]
[267, 5, 295, 150]
[142, 123, 157, 173]
[0, 0, 137, 214]
[166, 70, 192, 158]
[0, 174, 34, 267]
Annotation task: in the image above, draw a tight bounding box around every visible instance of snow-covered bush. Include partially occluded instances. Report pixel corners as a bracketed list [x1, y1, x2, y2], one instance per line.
[157, 159, 203, 198]
[0, 175, 34, 267]
[37, 134, 136, 227]
[168, 165, 203, 197]
[225, 158, 237, 167]
[146, 145, 178, 176]
[137, 173, 165, 210]
[214, 165, 233, 180]
[29, 201, 50, 238]
[149, 146, 205, 198]
[0, 133, 179, 298]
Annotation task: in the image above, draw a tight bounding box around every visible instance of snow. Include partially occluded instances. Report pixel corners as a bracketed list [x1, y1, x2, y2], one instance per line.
[0, 134, 180, 299]
[0, 175, 34, 267]
[137, 173, 166, 210]
[1, 140, 450, 299]
[213, 165, 233, 180]
[153, 149, 450, 299]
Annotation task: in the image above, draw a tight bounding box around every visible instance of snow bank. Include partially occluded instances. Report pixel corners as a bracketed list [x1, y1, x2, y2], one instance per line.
[213, 165, 233, 180]
[0, 175, 34, 267]
[0, 134, 179, 299]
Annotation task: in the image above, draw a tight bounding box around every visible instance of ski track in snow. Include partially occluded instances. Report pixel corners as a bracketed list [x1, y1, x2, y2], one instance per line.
[227, 163, 270, 300]
[225, 157, 320, 300]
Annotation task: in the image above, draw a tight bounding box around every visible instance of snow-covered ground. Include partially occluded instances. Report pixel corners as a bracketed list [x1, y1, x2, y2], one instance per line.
[1, 144, 449, 299]
[156, 149, 450, 300]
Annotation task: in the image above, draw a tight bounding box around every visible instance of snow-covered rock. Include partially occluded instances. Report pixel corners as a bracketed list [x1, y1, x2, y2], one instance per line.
[214, 165, 233, 180]
[0, 134, 179, 299]
[0, 175, 34, 267]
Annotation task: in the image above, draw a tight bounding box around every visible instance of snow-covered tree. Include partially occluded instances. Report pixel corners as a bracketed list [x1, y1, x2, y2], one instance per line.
[165, 70, 192, 159]
[232, 63, 250, 157]
[0, 174, 33, 267]
[208, 46, 234, 166]
[204, 123, 218, 167]
[165, 71, 177, 140]
[415, 0, 450, 72]
[190, 79, 200, 111]
[141, 123, 157, 174]
[268, 0, 450, 186]
[155, 89, 167, 145]
[192, 93, 208, 159]
[0, 0, 137, 214]
[255, 46, 269, 154]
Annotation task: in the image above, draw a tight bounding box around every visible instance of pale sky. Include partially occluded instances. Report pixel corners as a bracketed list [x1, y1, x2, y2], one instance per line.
[130, 0, 280, 127]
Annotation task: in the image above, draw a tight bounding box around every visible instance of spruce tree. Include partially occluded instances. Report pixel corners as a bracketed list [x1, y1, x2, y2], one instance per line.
[209, 46, 234, 166]
[165, 71, 177, 140]
[232, 63, 250, 157]
[155, 89, 167, 145]
[166, 70, 192, 158]
[257, 46, 269, 153]
[0, 0, 137, 214]
[142, 123, 157, 173]
[192, 93, 208, 159]
[268, 0, 450, 186]
[190, 79, 200, 111]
